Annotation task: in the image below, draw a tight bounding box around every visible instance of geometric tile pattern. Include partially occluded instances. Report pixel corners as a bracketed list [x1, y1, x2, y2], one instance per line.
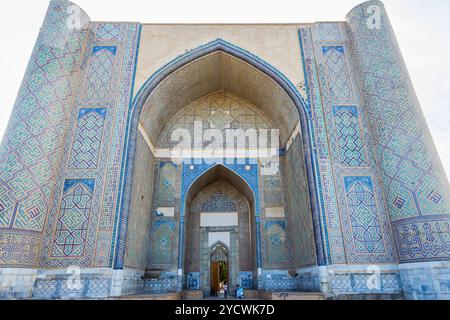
[347, 1, 450, 262]
[207, 109, 234, 130]
[0, 0, 89, 266]
[239, 271, 254, 289]
[147, 162, 179, 268]
[330, 272, 402, 293]
[181, 162, 261, 216]
[32, 277, 111, 299]
[333, 106, 367, 167]
[393, 215, 450, 262]
[0, 187, 15, 227]
[265, 277, 296, 291]
[68, 109, 106, 169]
[322, 46, 353, 99]
[336, 176, 397, 264]
[144, 278, 178, 293]
[152, 162, 179, 208]
[201, 192, 237, 212]
[51, 179, 94, 257]
[96, 24, 121, 41]
[186, 272, 200, 290]
[157, 91, 276, 149]
[150, 220, 176, 266]
[263, 271, 296, 291]
[262, 169, 283, 207]
[265, 221, 288, 266]
[317, 23, 341, 42]
[37, 22, 141, 269]
[85, 47, 116, 102]
[331, 273, 352, 290]
[0, 233, 40, 266]
[103, 23, 141, 269]
[299, 24, 398, 264]
[299, 28, 347, 265]
[344, 176, 384, 253]
[260, 161, 294, 269]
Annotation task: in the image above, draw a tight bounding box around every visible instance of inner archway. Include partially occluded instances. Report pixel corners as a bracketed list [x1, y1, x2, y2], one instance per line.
[210, 243, 229, 297]
[184, 165, 257, 296]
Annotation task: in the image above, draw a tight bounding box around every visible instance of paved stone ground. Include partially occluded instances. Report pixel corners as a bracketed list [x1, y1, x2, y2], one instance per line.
[204, 296, 239, 300]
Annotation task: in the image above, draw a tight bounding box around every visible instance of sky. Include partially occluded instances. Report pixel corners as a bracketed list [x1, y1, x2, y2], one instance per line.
[0, 0, 449, 176]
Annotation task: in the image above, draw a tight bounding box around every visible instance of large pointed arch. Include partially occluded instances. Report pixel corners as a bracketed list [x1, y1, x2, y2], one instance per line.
[113, 38, 329, 269]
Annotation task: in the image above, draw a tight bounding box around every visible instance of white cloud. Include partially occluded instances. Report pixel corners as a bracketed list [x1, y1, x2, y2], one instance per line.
[0, 0, 448, 176]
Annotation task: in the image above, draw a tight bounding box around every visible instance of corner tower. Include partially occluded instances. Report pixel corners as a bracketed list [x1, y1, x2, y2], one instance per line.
[347, 0, 450, 299]
[0, 0, 90, 297]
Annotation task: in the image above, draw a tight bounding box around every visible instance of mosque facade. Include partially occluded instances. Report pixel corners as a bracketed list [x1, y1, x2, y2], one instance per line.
[0, 0, 449, 300]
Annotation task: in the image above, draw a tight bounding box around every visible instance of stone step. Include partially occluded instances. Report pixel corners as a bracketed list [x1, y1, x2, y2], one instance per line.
[182, 290, 203, 300]
[114, 291, 407, 300]
[114, 292, 181, 300]
[261, 291, 326, 300]
[335, 293, 404, 300]
[114, 291, 327, 300]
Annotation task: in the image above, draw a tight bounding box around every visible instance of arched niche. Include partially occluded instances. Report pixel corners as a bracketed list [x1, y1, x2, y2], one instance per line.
[121, 41, 320, 285]
[184, 165, 257, 294]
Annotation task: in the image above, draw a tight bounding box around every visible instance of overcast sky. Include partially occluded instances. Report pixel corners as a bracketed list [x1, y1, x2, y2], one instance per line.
[0, 0, 449, 176]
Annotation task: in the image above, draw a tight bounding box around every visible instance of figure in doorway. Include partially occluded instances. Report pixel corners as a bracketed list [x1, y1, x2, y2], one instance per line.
[223, 282, 228, 299]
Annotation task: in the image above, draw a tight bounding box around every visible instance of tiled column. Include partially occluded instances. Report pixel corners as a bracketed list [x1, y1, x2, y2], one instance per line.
[347, 0, 450, 299]
[0, 0, 89, 296]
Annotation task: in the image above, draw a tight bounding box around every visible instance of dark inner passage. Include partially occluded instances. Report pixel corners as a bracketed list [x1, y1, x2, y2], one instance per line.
[210, 261, 229, 296]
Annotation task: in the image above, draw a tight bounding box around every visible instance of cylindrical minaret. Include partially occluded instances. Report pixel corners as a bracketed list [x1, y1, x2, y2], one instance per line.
[347, 0, 450, 267]
[0, 0, 90, 267]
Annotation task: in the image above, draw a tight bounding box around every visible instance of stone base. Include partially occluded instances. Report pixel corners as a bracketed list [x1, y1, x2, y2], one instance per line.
[0, 267, 145, 300]
[1, 262, 449, 300]
[182, 290, 203, 300]
[143, 274, 178, 293]
[111, 269, 145, 297]
[243, 290, 259, 299]
[399, 261, 450, 300]
[296, 264, 403, 297]
[114, 292, 181, 300]
[0, 268, 37, 299]
[260, 270, 297, 291]
[334, 293, 404, 300]
[260, 291, 326, 300]
[32, 268, 115, 299]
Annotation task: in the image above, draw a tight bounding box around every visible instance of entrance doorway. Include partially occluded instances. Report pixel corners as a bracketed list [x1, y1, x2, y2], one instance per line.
[209, 242, 229, 297]
[210, 261, 228, 296]
[183, 166, 257, 295]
